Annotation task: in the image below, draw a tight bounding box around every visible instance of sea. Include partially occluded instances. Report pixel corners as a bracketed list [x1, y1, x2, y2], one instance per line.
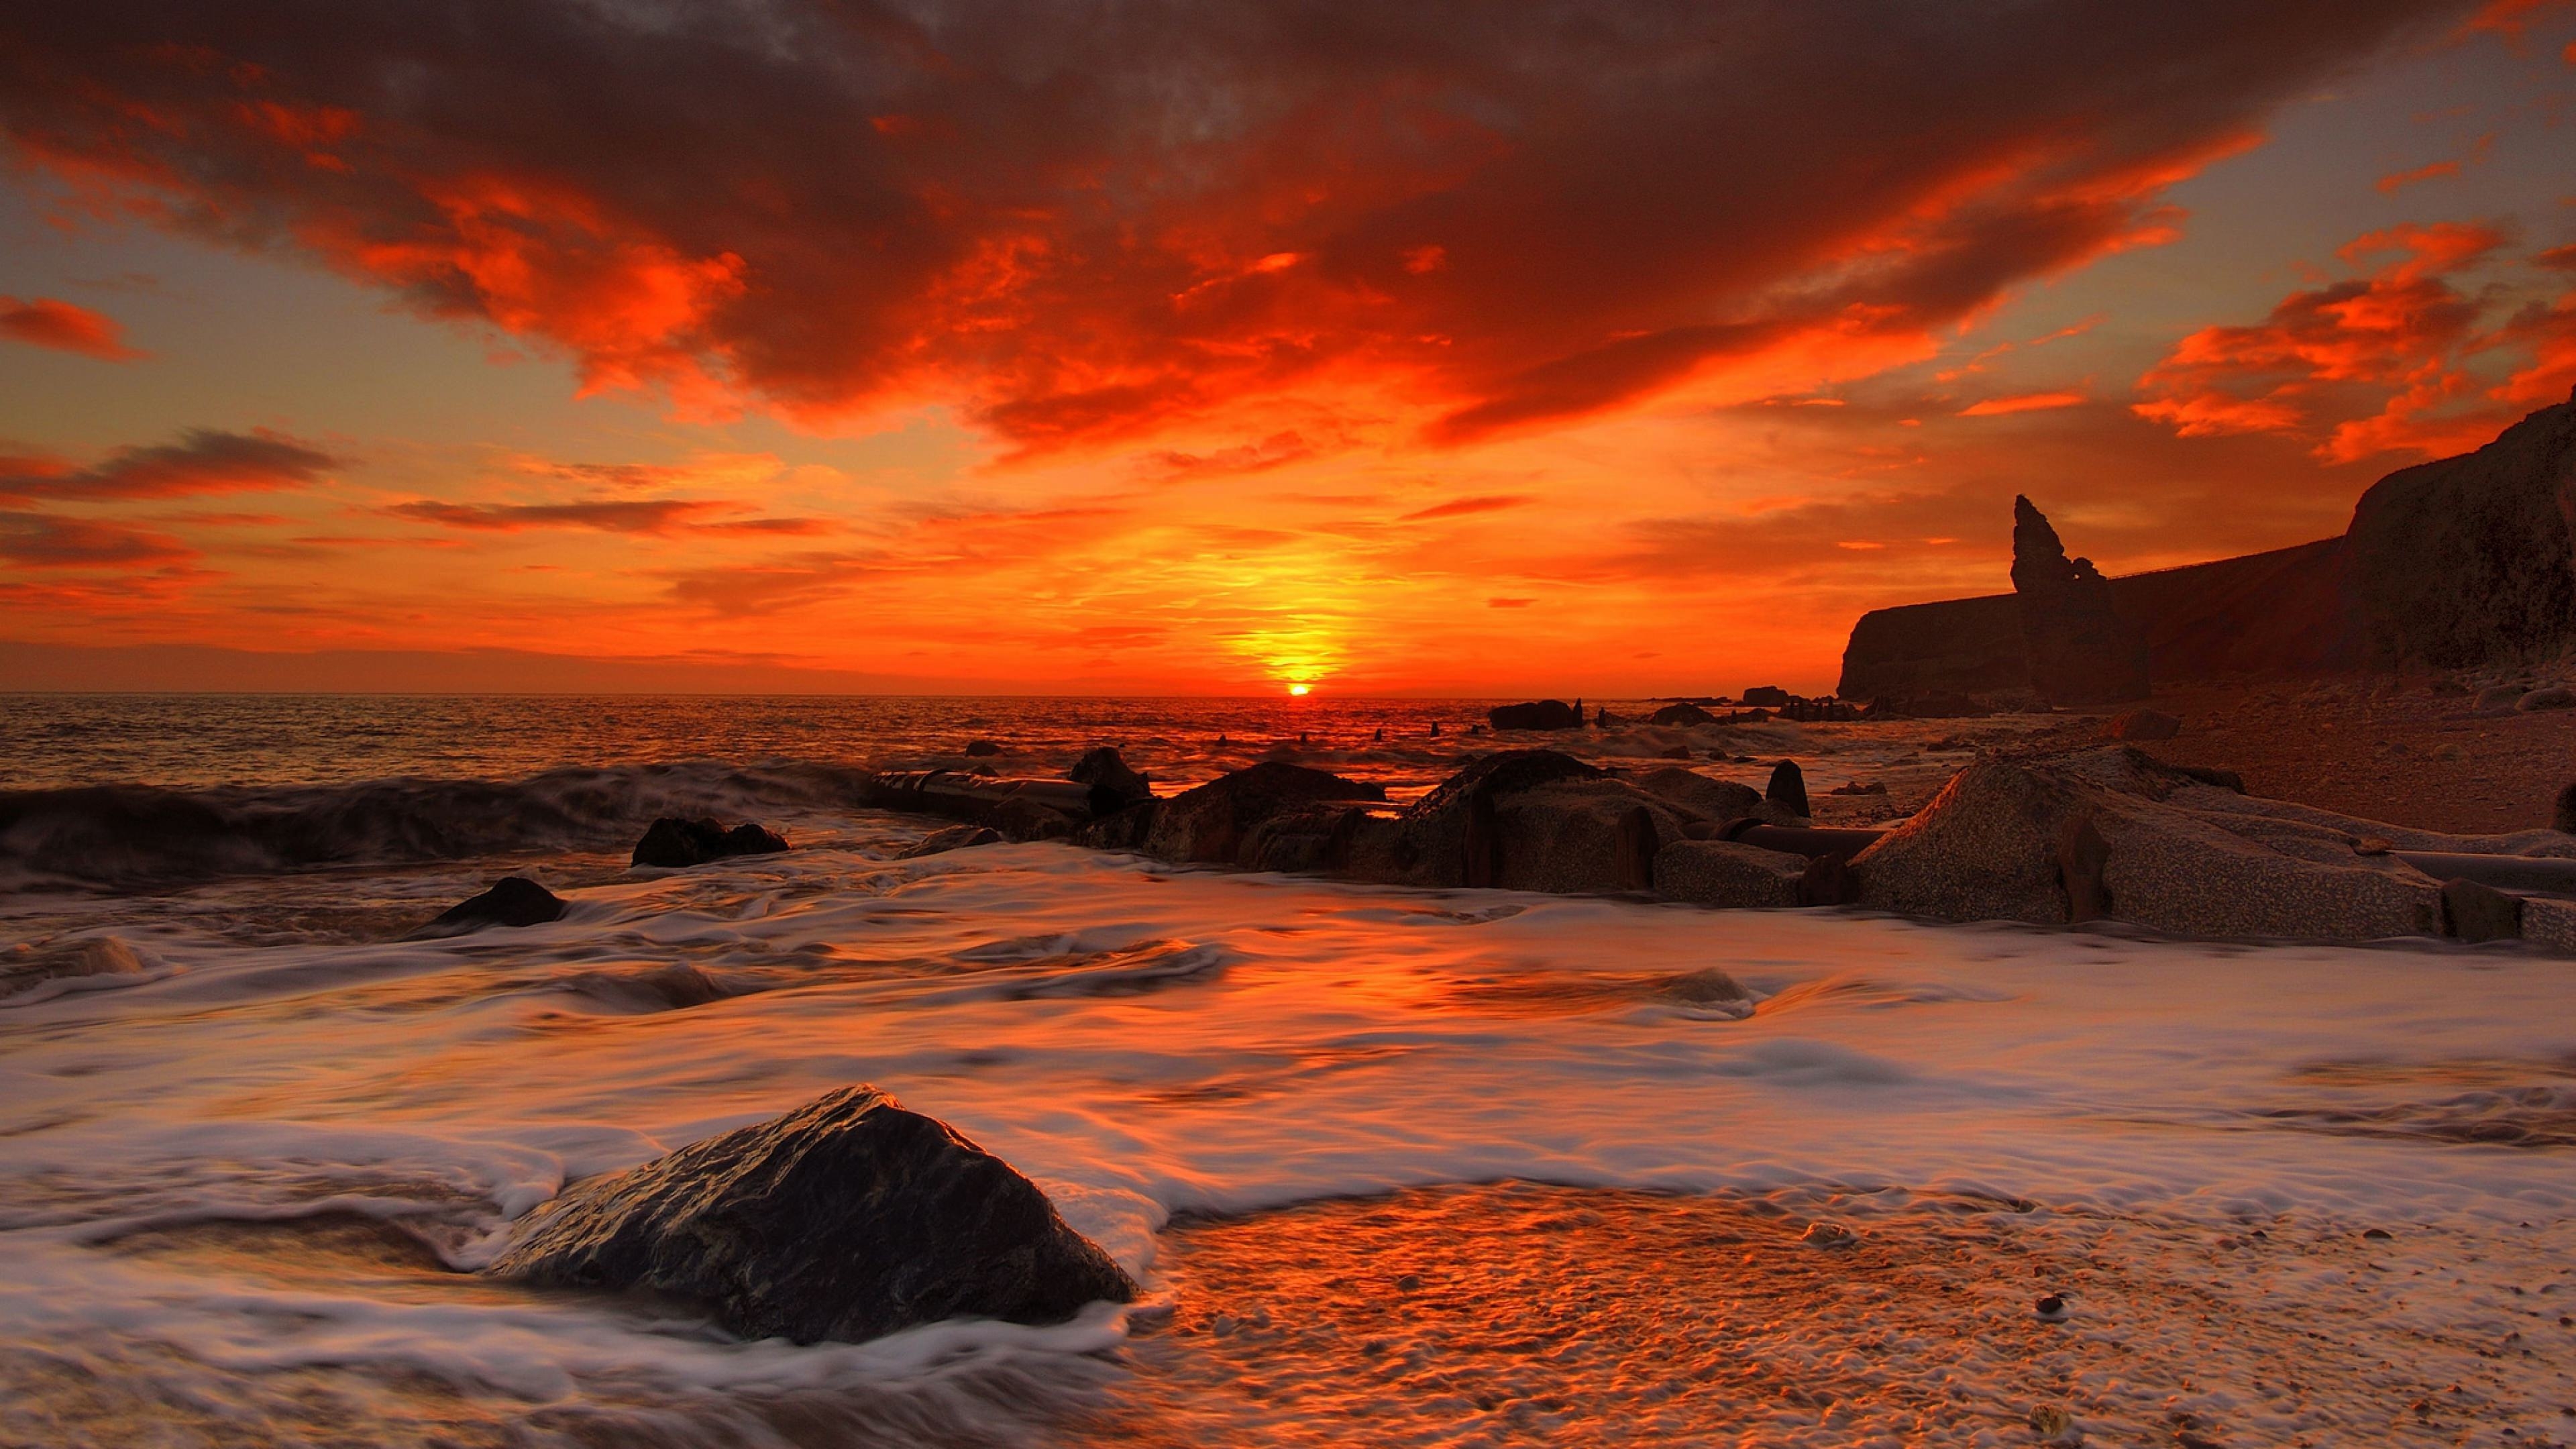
[2, 694, 2571, 1446]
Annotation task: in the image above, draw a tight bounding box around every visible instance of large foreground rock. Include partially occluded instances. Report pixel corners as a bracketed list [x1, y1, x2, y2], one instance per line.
[486, 1086, 1134, 1345]
[632, 816, 790, 868]
[1848, 748, 2479, 941]
[1652, 840, 1806, 908]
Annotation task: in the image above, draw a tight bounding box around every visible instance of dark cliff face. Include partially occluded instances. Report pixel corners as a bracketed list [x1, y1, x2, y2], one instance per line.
[2346, 387, 2576, 669]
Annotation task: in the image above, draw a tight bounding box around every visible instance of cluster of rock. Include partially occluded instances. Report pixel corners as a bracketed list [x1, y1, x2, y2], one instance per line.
[631, 816, 790, 868]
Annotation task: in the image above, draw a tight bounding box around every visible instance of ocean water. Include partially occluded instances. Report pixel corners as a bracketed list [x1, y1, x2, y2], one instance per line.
[3, 695, 2572, 1446]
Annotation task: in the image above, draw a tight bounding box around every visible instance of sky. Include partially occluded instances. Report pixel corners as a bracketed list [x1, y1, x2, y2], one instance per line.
[3, 0, 2573, 696]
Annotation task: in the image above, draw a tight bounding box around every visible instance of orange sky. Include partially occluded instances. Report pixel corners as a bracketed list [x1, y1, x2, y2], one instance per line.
[4, 0, 2575, 694]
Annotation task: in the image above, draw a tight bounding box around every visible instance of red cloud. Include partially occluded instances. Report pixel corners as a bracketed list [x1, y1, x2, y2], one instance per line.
[2375, 159, 2461, 193]
[385, 498, 829, 535]
[1399, 494, 1535, 522]
[0, 510, 197, 568]
[1959, 390, 2088, 416]
[2131, 223, 2576, 461]
[0, 429, 336, 501]
[0, 295, 145, 360]
[0, 1, 2465, 453]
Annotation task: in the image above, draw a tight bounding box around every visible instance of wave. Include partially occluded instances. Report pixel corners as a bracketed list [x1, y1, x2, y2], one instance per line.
[0, 760, 883, 888]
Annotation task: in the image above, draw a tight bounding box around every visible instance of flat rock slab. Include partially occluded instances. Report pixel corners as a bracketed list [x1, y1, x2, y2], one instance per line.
[486, 1085, 1136, 1345]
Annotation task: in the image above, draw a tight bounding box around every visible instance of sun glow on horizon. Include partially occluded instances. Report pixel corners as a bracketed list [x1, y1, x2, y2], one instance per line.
[1288, 683, 1311, 696]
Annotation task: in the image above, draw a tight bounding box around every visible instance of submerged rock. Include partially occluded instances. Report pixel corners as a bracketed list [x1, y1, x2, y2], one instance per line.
[1487, 700, 1582, 731]
[486, 1085, 1135, 1346]
[898, 824, 1003, 859]
[410, 876, 566, 937]
[631, 817, 790, 869]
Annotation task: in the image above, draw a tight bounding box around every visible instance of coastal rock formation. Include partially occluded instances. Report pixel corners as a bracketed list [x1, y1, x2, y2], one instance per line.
[408, 876, 566, 937]
[2347, 388, 2576, 668]
[1634, 767, 1767, 824]
[1068, 747, 1155, 814]
[2010, 496, 2151, 706]
[1765, 761, 1811, 820]
[1741, 686, 1790, 707]
[1142, 761, 1385, 866]
[898, 824, 1002, 859]
[1648, 702, 1716, 727]
[1488, 700, 1581, 731]
[1652, 839, 1806, 908]
[486, 1085, 1135, 1346]
[1848, 749, 2443, 940]
[631, 817, 790, 869]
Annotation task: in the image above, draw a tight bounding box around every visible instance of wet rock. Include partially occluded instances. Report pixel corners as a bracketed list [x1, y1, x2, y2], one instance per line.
[2518, 686, 2576, 712]
[2012, 496, 2152, 706]
[1073, 798, 1161, 852]
[631, 818, 791, 869]
[2105, 708, 2182, 741]
[1652, 840, 1804, 908]
[561, 961, 729, 1012]
[1652, 967, 1751, 1005]
[410, 876, 566, 938]
[1795, 851, 1858, 906]
[987, 796, 1079, 842]
[2557, 782, 2576, 833]
[2474, 684, 2526, 713]
[1656, 744, 1693, 759]
[1765, 761, 1811, 820]
[1647, 702, 1716, 727]
[1338, 751, 1695, 894]
[2033, 1295, 2070, 1322]
[1240, 804, 1373, 874]
[1741, 686, 1791, 707]
[1849, 749, 2441, 941]
[898, 824, 1003, 859]
[1068, 747, 1155, 814]
[1142, 762, 1385, 867]
[1827, 780, 1888, 796]
[1487, 700, 1581, 731]
[486, 1085, 1135, 1346]
[963, 740, 1002, 757]
[2439, 877, 2524, 943]
[3, 936, 150, 996]
[1634, 767, 1766, 824]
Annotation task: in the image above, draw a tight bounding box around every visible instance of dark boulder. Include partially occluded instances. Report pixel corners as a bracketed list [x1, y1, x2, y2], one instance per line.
[898, 824, 1003, 859]
[1340, 751, 1695, 893]
[1648, 702, 1717, 727]
[1741, 686, 1791, 707]
[409, 876, 566, 938]
[1142, 762, 1385, 866]
[1068, 747, 1155, 814]
[631, 817, 791, 869]
[1633, 767, 1766, 824]
[486, 1086, 1134, 1345]
[963, 740, 1002, 757]
[2011, 496, 2152, 706]
[1652, 840, 1805, 908]
[1488, 700, 1582, 731]
[1765, 761, 1811, 820]
[2439, 878, 2524, 944]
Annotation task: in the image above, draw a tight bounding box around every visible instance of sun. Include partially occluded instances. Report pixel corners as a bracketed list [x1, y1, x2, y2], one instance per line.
[1288, 683, 1311, 696]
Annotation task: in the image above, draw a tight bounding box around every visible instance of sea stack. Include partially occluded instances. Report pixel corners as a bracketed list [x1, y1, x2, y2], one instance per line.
[2010, 496, 2150, 706]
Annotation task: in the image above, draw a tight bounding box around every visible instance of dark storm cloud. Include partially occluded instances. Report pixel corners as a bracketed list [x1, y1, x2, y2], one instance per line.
[0, 1, 2473, 448]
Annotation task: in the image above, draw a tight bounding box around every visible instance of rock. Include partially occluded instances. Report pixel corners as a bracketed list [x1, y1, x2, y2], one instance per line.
[1652, 967, 1752, 1004]
[2104, 708, 2182, 741]
[1647, 702, 1716, 727]
[898, 824, 1003, 859]
[2012, 496, 2153, 706]
[1766, 761, 1811, 819]
[410, 876, 566, 937]
[1239, 804, 1373, 874]
[2518, 686, 2576, 712]
[1073, 798, 1161, 851]
[1337, 751, 1699, 893]
[1067, 747, 1155, 813]
[1795, 852, 1858, 906]
[2475, 684, 2526, 712]
[1656, 744, 1693, 759]
[1652, 839, 1805, 908]
[987, 796, 1077, 842]
[2348, 388, 2576, 668]
[1487, 700, 1581, 731]
[1827, 780, 1888, 796]
[486, 1086, 1134, 1345]
[1741, 686, 1791, 707]
[1634, 767, 1765, 823]
[1849, 749, 2443, 941]
[963, 740, 1002, 757]
[2439, 877, 2524, 943]
[2555, 782, 2576, 833]
[630, 817, 791, 869]
[1142, 762, 1385, 866]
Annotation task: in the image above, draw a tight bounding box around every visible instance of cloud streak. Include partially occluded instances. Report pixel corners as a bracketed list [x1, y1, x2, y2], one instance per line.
[0, 429, 337, 502]
[0, 295, 145, 360]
